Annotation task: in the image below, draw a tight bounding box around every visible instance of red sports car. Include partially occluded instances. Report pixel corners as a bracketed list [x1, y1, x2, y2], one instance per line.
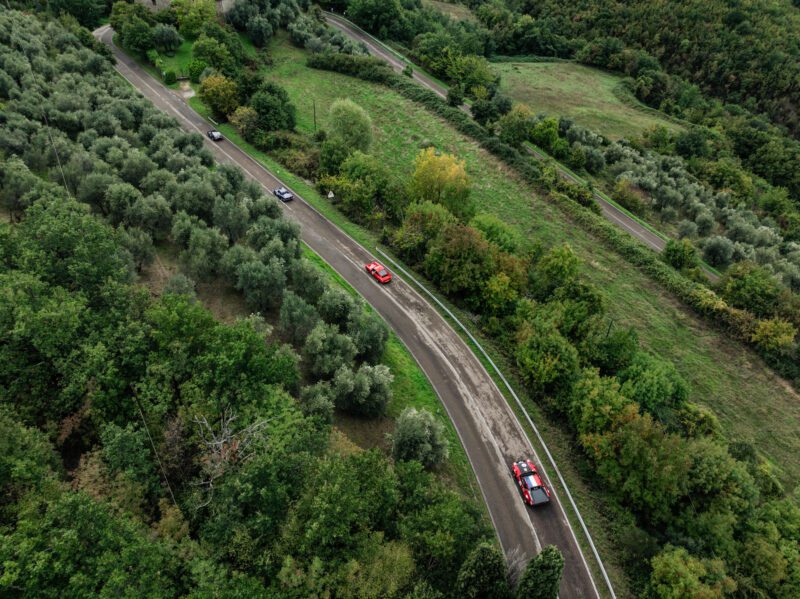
[512, 459, 551, 507]
[365, 261, 392, 284]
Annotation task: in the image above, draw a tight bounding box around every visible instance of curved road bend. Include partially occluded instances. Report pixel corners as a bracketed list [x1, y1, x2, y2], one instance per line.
[96, 25, 602, 599]
[324, 13, 705, 269]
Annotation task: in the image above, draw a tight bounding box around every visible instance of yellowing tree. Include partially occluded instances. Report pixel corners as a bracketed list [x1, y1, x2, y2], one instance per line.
[199, 74, 239, 118]
[411, 147, 473, 220]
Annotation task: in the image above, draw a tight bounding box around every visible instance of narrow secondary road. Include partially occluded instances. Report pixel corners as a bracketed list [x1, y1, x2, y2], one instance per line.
[325, 12, 717, 280]
[97, 25, 605, 599]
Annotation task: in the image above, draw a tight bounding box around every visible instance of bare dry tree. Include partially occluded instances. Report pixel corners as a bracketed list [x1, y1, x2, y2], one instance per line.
[505, 545, 527, 589]
[191, 407, 271, 509]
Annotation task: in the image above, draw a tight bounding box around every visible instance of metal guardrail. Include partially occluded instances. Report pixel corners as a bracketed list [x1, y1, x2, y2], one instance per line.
[376, 247, 617, 599]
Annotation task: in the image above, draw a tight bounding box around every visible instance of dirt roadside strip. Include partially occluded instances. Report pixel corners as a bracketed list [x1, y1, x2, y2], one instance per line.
[323, 11, 719, 282]
[95, 25, 607, 598]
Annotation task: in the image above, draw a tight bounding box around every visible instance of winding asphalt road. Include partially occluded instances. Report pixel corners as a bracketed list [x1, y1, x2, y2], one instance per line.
[96, 25, 604, 598]
[323, 13, 683, 260]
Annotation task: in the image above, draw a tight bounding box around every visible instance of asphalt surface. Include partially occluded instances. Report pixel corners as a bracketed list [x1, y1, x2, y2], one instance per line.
[95, 25, 602, 598]
[324, 12, 718, 282]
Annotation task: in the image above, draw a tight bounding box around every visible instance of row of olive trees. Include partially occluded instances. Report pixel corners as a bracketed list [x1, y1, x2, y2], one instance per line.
[496, 101, 800, 295]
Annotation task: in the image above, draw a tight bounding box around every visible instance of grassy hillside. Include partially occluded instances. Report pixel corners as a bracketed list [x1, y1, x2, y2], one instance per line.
[263, 34, 800, 486]
[496, 61, 682, 140]
[423, 0, 477, 22]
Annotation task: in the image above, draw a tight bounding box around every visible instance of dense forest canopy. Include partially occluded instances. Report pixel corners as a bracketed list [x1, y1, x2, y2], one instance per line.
[469, 0, 800, 137]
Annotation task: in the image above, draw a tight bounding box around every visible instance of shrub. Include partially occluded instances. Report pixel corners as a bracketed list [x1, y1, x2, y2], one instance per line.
[279, 291, 321, 347]
[198, 74, 239, 117]
[517, 546, 564, 599]
[328, 98, 373, 153]
[228, 106, 259, 141]
[298, 382, 334, 424]
[447, 85, 464, 107]
[187, 59, 208, 83]
[250, 82, 296, 131]
[164, 70, 177, 85]
[662, 239, 699, 271]
[455, 542, 511, 599]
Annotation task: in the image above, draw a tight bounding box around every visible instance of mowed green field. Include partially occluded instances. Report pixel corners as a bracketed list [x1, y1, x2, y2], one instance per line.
[263, 34, 800, 486]
[496, 61, 682, 140]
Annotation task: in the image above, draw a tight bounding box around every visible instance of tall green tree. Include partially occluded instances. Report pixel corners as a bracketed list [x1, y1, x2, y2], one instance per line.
[455, 542, 511, 599]
[517, 546, 564, 599]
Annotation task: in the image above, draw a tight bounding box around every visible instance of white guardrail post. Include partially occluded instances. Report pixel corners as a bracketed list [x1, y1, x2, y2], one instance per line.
[376, 247, 617, 599]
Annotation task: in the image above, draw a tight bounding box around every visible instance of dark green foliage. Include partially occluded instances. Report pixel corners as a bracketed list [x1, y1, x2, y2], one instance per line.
[319, 137, 352, 175]
[618, 352, 689, 423]
[152, 23, 182, 55]
[250, 82, 296, 132]
[447, 85, 464, 107]
[720, 262, 782, 319]
[50, 0, 106, 28]
[279, 290, 321, 346]
[235, 257, 286, 312]
[316, 285, 358, 329]
[517, 546, 564, 599]
[702, 236, 735, 268]
[298, 381, 334, 423]
[0, 12, 499, 598]
[289, 258, 327, 305]
[163, 273, 197, 299]
[662, 239, 699, 271]
[346, 308, 389, 363]
[0, 492, 186, 597]
[455, 542, 511, 599]
[121, 16, 154, 55]
[0, 409, 61, 524]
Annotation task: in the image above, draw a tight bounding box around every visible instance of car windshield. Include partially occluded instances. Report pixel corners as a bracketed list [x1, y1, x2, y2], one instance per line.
[378, 269, 387, 276]
[523, 475, 537, 489]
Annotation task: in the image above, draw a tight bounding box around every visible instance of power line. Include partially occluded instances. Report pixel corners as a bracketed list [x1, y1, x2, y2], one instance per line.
[134, 395, 178, 508]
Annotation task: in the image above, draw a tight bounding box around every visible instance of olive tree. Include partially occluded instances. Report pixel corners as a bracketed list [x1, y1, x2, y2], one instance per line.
[235, 257, 286, 312]
[279, 291, 321, 346]
[331, 363, 393, 417]
[390, 407, 449, 468]
[303, 322, 357, 379]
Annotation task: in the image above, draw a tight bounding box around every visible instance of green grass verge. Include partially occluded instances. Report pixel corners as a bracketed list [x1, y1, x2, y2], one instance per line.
[159, 39, 194, 77]
[496, 61, 682, 140]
